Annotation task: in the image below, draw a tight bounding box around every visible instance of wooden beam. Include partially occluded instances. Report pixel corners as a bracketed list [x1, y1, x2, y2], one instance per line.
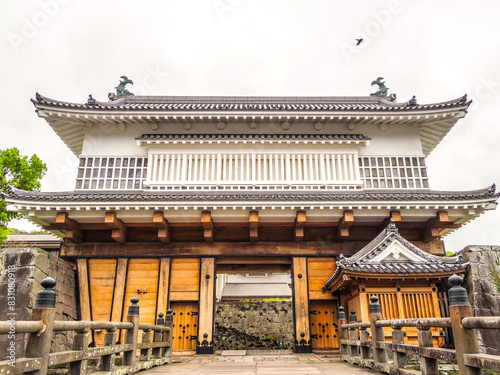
[378, 211, 402, 232]
[294, 211, 306, 242]
[153, 211, 170, 243]
[249, 210, 258, 242]
[61, 240, 367, 258]
[54, 212, 83, 243]
[55, 212, 79, 229]
[105, 212, 127, 243]
[337, 211, 354, 240]
[422, 211, 460, 242]
[217, 264, 291, 274]
[201, 211, 214, 243]
[65, 229, 83, 244]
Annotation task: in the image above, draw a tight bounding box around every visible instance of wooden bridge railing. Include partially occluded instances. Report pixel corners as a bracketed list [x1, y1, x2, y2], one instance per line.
[339, 274, 500, 375]
[0, 277, 173, 375]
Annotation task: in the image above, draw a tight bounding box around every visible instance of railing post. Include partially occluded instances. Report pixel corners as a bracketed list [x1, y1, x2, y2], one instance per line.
[152, 313, 164, 358]
[123, 297, 140, 368]
[359, 326, 370, 361]
[391, 322, 408, 369]
[348, 309, 358, 358]
[141, 328, 152, 360]
[338, 306, 348, 361]
[25, 277, 57, 375]
[448, 274, 482, 375]
[163, 309, 173, 357]
[101, 328, 117, 371]
[417, 323, 438, 375]
[369, 295, 387, 365]
[68, 328, 90, 375]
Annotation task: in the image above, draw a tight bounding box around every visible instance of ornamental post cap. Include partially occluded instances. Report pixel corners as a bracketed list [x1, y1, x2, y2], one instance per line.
[35, 277, 57, 308]
[448, 273, 470, 306]
[128, 296, 140, 315]
[370, 294, 382, 314]
[349, 309, 357, 322]
[165, 308, 173, 323]
[338, 306, 346, 320]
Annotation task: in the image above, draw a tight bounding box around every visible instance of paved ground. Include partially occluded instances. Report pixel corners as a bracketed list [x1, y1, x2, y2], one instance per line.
[140, 354, 377, 374]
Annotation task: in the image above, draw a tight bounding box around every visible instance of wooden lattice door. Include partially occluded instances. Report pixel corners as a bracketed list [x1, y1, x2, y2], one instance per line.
[171, 301, 199, 351]
[309, 300, 339, 350]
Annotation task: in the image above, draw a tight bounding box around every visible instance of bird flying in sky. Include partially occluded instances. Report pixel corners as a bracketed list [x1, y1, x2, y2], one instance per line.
[356, 38, 363, 46]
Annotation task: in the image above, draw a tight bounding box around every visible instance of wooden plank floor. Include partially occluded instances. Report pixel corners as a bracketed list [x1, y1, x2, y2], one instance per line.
[140, 354, 377, 374]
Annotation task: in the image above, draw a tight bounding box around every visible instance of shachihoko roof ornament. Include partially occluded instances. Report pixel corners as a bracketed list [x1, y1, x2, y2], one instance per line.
[115, 76, 134, 96]
[370, 77, 389, 97]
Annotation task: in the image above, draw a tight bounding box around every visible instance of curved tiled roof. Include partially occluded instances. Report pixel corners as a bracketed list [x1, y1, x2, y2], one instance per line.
[5, 185, 498, 203]
[325, 222, 468, 288]
[32, 93, 471, 112]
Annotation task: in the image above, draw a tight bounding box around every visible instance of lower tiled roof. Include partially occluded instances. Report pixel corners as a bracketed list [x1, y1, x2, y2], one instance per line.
[5, 185, 498, 203]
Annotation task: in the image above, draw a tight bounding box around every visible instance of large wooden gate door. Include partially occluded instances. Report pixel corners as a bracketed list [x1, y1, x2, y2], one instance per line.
[170, 301, 199, 351]
[309, 300, 339, 350]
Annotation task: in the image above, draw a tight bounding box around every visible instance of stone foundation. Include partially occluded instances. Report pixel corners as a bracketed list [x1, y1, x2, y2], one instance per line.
[461, 245, 500, 355]
[0, 246, 78, 358]
[214, 301, 294, 350]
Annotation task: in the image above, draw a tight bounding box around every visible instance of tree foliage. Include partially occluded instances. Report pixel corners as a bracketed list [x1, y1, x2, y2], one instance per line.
[0, 148, 47, 243]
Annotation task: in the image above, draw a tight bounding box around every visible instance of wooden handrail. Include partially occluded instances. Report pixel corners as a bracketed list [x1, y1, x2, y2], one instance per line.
[374, 318, 452, 329]
[461, 316, 500, 330]
[139, 323, 172, 332]
[52, 320, 134, 331]
[1, 277, 173, 375]
[340, 322, 371, 330]
[339, 276, 500, 375]
[0, 321, 44, 334]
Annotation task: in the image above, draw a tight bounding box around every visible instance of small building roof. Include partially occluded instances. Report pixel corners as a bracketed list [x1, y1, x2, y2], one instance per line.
[325, 220, 468, 291]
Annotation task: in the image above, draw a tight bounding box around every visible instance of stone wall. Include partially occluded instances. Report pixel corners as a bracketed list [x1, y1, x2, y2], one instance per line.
[461, 245, 500, 355]
[214, 300, 294, 350]
[0, 246, 78, 358]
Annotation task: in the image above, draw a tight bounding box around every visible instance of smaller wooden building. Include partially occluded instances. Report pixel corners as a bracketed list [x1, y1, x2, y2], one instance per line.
[325, 220, 467, 344]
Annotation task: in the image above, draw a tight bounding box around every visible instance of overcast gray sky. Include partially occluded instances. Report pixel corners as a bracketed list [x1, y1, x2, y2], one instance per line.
[2, 0, 500, 252]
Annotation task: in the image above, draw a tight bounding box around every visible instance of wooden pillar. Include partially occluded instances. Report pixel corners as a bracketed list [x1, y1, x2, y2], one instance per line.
[101, 329, 117, 371]
[156, 258, 171, 320]
[197, 257, 216, 354]
[338, 307, 348, 361]
[123, 297, 140, 367]
[25, 278, 56, 375]
[76, 259, 91, 322]
[448, 274, 482, 375]
[369, 295, 387, 365]
[68, 329, 90, 375]
[292, 257, 311, 353]
[418, 327, 438, 375]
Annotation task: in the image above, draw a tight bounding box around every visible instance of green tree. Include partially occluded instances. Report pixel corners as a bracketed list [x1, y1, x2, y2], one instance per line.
[0, 148, 47, 243]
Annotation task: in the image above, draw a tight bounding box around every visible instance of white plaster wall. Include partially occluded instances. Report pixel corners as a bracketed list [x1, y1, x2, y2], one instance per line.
[80, 121, 424, 158]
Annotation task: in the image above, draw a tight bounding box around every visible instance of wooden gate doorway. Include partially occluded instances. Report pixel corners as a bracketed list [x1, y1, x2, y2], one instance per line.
[309, 300, 339, 351]
[170, 301, 199, 352]
[215, 257, 293, 350]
